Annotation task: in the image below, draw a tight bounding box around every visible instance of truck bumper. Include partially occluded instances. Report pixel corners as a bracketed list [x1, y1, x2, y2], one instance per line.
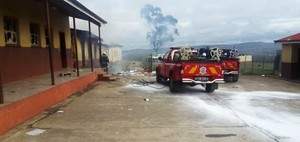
[224, 71, 239, 74]
[182, 78, 225, 84]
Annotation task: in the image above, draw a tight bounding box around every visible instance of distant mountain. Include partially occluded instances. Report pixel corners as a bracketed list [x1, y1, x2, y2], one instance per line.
[123, 49, 153, 61]
[123, 42, 282, 60]
[191, 42, 281, 55]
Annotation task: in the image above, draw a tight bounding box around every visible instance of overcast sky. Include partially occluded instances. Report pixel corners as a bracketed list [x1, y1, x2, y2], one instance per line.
[76, 0, 300, 50]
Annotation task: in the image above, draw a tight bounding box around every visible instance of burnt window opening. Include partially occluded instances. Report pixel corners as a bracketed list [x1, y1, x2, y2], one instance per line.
[30, 23, 40, 47]
[3, 17, 18, 45]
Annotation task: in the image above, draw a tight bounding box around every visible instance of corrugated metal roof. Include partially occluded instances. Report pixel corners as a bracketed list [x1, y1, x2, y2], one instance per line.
[46, 0, 107, 26]
[64, 0, 107, 24]
[274, 33, 300, 43]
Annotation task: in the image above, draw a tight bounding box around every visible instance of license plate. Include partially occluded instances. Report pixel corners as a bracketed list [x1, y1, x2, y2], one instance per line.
[195, 77, 209, 81]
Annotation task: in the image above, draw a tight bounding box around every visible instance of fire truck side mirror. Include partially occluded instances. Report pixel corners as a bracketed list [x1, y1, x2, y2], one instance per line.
[158, 57, 162, 60]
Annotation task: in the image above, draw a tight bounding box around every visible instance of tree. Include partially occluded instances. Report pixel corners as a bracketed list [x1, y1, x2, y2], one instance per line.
[141, 4, 179, 54]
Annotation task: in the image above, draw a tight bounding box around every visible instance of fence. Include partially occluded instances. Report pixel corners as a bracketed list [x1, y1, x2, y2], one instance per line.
[240, 54, 281, 75]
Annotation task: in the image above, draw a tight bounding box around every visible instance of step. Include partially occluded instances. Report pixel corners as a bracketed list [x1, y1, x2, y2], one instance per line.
[97, 72, 117, 81]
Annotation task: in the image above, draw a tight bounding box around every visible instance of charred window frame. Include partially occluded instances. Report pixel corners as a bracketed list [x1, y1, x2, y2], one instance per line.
[3, 16, 19, 46]
[30, 23, 40, 47]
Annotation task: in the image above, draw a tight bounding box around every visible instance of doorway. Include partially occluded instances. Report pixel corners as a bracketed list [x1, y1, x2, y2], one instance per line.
[59, 32, 67, 68]
[298, 48, 300, 79]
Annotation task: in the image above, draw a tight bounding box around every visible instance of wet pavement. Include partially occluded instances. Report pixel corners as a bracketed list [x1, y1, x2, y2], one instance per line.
[1, 67, 300, 141]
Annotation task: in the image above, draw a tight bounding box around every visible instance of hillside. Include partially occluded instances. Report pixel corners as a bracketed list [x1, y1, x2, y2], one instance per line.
[192, 42, 281, 55]
[123, 42, 282, 60]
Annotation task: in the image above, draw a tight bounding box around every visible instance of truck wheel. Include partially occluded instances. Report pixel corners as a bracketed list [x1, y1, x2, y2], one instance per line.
[224, 74, 234, 82]
[224, 75, 229, 82]
[232, 74, 239, 82]
[205, 84, 216, 93]
[156, 69, 163, 83]
[169, 76, 179, 92]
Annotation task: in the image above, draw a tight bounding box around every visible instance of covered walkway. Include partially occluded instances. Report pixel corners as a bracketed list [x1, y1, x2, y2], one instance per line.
[0, 69, 100, 135]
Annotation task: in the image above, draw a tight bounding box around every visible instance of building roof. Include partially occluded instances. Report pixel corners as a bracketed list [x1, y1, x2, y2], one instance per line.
[71, 29, 99, 40]
[48, 0, 107, 26]
[274, 33, 300, 43]
[102, 43, 123, 48]
[110, 44, 123, 47]
[70, 29, 123, 48]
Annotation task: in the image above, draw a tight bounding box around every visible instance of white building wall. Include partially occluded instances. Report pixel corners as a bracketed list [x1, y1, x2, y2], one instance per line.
[101, 45, 122, 63]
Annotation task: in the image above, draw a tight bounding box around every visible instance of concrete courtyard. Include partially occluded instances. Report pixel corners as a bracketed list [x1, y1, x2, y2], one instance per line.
[1, 70, 300, 142]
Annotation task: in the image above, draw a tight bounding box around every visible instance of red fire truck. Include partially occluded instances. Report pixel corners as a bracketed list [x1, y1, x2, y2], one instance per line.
[221, 49, 240, 82]
[156, 47, 224, 92]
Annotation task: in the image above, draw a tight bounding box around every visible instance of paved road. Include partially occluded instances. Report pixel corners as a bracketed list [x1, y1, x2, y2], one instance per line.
[1, 74, 300, 142]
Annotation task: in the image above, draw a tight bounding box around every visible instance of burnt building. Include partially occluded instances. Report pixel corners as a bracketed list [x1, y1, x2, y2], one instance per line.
[0, 0, 107, 84]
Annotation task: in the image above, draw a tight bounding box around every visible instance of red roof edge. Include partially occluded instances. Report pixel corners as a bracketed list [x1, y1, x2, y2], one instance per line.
[274, 33, 300, 43]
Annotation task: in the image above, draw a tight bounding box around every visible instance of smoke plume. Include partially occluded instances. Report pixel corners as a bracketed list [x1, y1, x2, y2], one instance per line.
[140, 4, 179, 53]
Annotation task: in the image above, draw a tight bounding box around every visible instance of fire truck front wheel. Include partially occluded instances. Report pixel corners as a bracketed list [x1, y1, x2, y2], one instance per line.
[156, 69, 163, 83]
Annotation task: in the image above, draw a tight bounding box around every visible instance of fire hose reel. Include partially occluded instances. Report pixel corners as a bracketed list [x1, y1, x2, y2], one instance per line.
[180, 47, 192, 60]
[210, 48, 222, 61]
[230, 49, 239, 58]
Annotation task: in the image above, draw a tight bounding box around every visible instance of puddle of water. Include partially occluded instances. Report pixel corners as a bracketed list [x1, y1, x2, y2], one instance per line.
[26, 129, 46, 136]
[221, 91, 300, 141]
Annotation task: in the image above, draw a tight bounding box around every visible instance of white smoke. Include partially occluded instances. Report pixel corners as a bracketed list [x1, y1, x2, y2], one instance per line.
[140, 4, 179, 53]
